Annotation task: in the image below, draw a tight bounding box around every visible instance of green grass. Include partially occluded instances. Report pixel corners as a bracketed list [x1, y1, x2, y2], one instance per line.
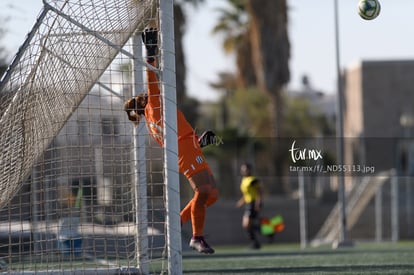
[181, 242, 414, 274]
[6, 242, 414, 274]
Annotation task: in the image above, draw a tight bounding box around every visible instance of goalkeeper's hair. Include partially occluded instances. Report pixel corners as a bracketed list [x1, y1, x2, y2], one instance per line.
[124, 93, 148, 125]
[125, 93, 147, 113]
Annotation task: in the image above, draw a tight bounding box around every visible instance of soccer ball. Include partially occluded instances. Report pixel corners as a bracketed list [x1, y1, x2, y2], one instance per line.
[358, 0, 381, 20]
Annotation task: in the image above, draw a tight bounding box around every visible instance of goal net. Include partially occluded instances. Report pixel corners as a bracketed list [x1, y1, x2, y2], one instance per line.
[0, 0, 181, 274]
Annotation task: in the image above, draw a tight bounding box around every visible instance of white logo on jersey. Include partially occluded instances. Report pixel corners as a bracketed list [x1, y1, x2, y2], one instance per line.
[196, 156, 204, 164]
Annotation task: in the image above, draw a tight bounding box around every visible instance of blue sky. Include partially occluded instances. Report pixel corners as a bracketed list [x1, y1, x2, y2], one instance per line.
[2, 0, 414, 101]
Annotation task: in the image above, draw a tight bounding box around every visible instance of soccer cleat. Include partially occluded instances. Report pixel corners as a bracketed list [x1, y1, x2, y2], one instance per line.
[198, 130, 216, 148]
[250, 241, 261, 250]
[189, 236, 215, 254]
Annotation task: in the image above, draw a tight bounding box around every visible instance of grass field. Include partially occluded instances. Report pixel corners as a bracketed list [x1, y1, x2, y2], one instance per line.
[181, 242, 414, 275]
[5, 241, 413, 274]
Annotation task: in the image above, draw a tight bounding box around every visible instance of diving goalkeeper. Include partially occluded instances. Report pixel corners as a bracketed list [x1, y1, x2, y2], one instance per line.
[124, 28, 219, 254]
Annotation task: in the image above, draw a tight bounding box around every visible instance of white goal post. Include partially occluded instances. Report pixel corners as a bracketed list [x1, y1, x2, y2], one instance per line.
[0, 0, 181, 274]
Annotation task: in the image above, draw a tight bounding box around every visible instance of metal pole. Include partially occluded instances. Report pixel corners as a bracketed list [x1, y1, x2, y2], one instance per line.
[375, 185, 383, 242]
[400, 114, 414, 238]
[298, 171, 307, 249]
[406, 176, 413, 237]
[404, 126, 413, 237]
[132, 33, 149, 274]
[31, 169, 41, 254]
[334, 0, 348, 246]
[391, 169, 399, 242]
[159, 0, 182, 274]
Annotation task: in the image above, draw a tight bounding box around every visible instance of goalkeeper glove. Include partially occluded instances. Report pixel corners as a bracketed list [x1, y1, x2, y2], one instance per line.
[142, 28, 158, 62]
[198, 130, 217, 148]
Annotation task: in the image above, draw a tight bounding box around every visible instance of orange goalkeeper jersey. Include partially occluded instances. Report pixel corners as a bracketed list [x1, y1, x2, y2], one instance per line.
[145, 61, 194, 147]
[144, 61, 211, 178]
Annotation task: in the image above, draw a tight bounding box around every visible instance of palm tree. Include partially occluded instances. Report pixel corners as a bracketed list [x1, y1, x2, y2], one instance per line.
[245, 0, 290, 137]
[212, 0, 290, 193]
[245, 0, 290, 193]
[212, 0, 290, 137]
[211, 0, 256, 88]
[172, 0, 206, 126]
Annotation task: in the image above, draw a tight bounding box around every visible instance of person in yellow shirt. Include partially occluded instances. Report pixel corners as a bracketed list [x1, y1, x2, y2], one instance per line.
[236, 163, 262, 249]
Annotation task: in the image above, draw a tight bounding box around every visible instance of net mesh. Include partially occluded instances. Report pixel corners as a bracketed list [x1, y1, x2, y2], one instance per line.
[0, 0, 155, 208]
[0, 0, 171, 273]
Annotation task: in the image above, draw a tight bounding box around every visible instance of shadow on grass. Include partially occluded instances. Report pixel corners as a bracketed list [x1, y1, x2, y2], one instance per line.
[183, 248, 376, 259]
[183, 264, 414, 274]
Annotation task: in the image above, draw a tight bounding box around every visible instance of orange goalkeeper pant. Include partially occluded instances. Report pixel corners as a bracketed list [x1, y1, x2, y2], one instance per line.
[180, 186, 219, 237]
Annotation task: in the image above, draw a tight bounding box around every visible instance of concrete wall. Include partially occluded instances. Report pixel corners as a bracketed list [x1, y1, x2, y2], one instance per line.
[344, 60, 414, 174]
[184, 196, 334, 246]
[183, 195, 409, 246]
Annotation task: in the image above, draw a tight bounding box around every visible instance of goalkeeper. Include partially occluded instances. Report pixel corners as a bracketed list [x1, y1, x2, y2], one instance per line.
[124, 28, 219, 254]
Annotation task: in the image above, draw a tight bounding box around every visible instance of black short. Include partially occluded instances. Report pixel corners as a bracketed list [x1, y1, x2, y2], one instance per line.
[244, 201, 259, 219]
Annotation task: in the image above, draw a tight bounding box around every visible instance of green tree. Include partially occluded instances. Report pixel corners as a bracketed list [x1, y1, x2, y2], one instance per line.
[213, 0, 290, 137]
[212, 0, 290, 193]
[225, 87, 272, 136]
[212, 0, 256, 88]
[173, 0, 207, 126]
[284, 96, 334, 137]
[245, 0, 290, 137]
